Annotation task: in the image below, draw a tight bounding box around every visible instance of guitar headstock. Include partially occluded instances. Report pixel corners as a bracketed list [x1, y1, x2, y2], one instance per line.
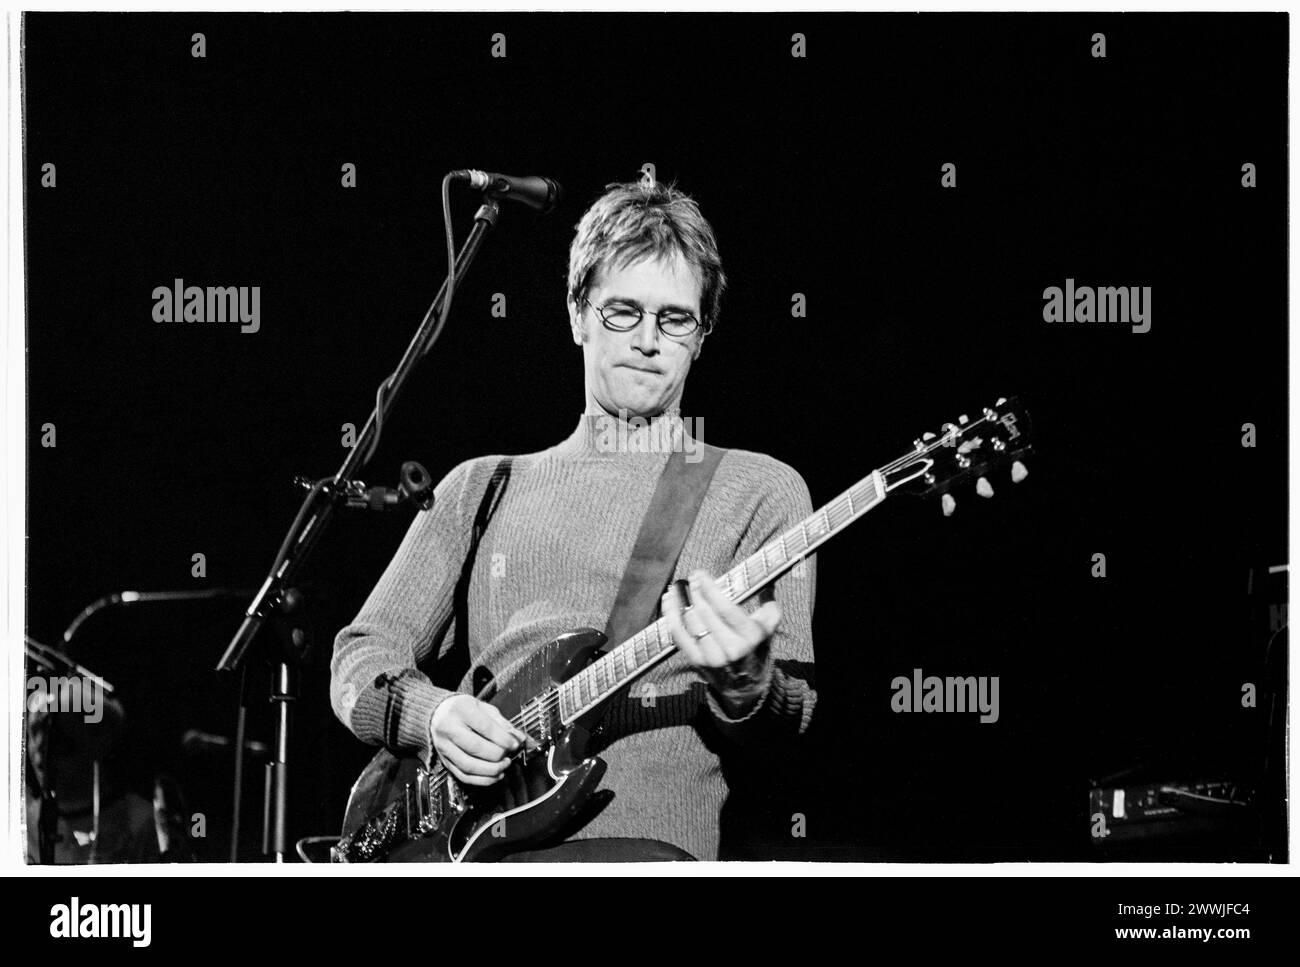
[882, 397, 1033, 501]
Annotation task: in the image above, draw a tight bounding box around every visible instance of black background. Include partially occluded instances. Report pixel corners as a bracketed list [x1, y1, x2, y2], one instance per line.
[23, 12, 1287, 861]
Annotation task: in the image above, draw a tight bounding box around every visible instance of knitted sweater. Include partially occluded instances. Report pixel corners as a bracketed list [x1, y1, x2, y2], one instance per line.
[329, 414, 817, 861]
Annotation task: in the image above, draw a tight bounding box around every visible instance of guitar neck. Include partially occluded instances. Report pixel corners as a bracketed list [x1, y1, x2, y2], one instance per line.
[557, 467, 889, 724]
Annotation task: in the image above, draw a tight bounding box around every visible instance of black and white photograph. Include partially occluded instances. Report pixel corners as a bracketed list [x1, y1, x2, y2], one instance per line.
[6, 3, 1293, 920]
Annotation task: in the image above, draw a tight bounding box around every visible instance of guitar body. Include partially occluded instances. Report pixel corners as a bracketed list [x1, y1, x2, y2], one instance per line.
[336, 629, 612, 862]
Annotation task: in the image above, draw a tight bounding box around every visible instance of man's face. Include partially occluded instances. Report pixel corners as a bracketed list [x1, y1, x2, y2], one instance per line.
[569, 253, 704, 419]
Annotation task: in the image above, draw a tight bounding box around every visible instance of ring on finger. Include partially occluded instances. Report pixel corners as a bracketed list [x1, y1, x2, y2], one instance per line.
[683, 612, 709, 640]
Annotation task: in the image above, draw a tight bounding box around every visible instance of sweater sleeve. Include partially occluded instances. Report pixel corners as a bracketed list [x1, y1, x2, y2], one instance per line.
[329, 458, 478, 768]
[705, 458, 818, 745]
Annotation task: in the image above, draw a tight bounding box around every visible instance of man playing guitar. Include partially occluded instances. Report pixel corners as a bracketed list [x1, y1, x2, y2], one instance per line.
[330, 179, 817, 861]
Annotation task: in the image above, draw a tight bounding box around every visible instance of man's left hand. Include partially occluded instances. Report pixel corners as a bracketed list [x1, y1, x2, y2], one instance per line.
[663, 571, 780, 717]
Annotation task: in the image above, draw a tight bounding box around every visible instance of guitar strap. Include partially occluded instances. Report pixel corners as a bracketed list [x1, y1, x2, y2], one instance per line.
[600, 443, 727, 652]
[447, 456, 513, 691]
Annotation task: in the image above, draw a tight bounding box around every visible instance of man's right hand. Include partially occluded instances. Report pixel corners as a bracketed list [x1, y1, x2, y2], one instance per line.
[430, 694, 528, 786]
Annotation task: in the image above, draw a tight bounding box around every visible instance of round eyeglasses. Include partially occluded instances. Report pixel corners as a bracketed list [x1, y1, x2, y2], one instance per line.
[583, 298, 705, 338]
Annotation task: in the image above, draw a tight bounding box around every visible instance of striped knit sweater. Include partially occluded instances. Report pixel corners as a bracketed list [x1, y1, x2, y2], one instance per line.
[329, 413, 817, 861]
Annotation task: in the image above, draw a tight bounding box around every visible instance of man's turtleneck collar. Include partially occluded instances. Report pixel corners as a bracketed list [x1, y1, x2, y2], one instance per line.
[555, 409, 693, 459]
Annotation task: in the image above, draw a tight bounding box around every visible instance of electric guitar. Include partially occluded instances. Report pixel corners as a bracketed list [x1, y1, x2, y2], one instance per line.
[335, 397, 1032, 862]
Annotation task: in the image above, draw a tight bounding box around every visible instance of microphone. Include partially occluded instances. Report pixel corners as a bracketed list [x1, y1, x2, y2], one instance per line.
[453, 169, 563, 213]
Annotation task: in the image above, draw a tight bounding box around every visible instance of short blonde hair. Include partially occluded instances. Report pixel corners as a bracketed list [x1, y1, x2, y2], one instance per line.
[567, 180, 727, 333]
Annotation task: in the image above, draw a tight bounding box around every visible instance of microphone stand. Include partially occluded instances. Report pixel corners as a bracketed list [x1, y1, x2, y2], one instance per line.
[216, 194, 503, 862]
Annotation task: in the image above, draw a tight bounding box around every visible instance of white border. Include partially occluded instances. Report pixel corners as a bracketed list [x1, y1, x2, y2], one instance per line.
[4, 3, 1295, 878]
[6, 6, 26, 877]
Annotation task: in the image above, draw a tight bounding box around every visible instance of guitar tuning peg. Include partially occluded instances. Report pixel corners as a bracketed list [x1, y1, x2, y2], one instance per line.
[922, 431, 937, 441]
[941, 493, 956, 517]
[976, 476, 994, 498]
[1011, 460, 1028, 483]
[958, 414, 969, 424]
[996, 397, 1007, 406]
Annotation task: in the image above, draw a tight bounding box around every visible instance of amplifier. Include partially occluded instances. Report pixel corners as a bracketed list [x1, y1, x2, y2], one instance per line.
[1090, 779, 1253, 845]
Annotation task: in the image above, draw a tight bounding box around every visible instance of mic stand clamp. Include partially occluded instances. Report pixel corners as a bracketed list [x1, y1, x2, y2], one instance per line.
[294, 459, 434, 513]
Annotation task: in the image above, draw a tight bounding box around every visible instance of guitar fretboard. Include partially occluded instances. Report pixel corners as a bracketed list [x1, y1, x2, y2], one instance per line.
[557, 468, 887, 724]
